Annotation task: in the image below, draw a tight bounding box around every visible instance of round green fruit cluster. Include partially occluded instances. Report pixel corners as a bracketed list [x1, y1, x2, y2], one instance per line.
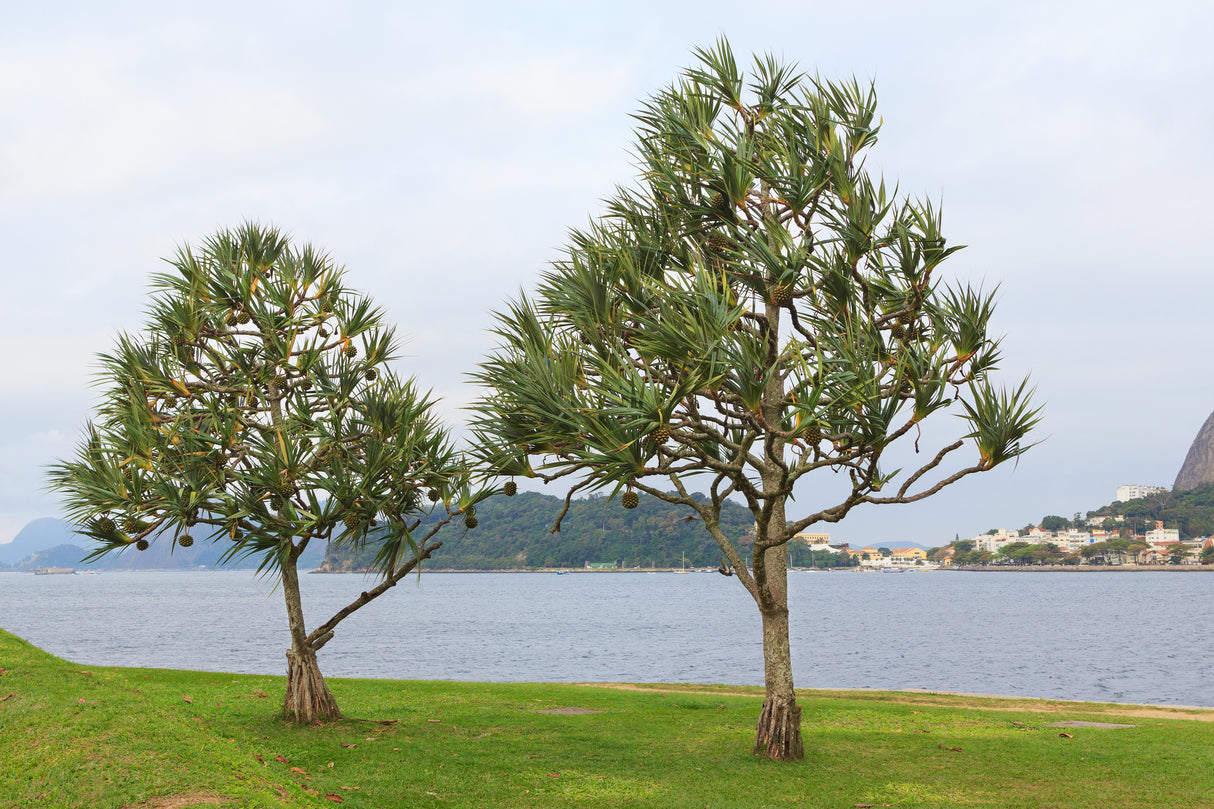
[769, 283, 794, 306]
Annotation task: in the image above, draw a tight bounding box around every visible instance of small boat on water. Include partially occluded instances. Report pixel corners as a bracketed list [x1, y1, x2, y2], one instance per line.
[33, 567, 76, 575]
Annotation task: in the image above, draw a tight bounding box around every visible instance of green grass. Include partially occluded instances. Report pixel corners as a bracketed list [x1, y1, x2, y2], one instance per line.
[1, 628, 1211, 808]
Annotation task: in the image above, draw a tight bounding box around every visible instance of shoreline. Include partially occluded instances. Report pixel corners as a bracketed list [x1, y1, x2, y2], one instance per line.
[949, 564, 1214, 572]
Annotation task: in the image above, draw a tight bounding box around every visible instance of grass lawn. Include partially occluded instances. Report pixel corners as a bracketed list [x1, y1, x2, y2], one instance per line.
[1, 627, 1210, 808]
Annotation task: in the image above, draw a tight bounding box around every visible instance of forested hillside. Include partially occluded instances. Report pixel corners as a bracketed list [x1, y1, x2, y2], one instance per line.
[1086, 483, 1214, 538]
[319, 491, 759, 571]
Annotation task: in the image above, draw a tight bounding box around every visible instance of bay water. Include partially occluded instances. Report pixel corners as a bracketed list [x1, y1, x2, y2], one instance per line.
[1, 569, 1210, 707]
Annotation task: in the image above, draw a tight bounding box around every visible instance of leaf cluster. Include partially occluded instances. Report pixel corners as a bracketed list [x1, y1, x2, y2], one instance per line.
[49, 223, 483, 580]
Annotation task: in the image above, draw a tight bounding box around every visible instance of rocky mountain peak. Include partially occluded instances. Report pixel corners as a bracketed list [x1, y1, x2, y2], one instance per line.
[1174, 410, 1214, 491]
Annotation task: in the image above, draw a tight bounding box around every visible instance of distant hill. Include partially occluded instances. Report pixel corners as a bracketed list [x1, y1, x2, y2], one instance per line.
[321, 490, 765, 571]
[0, 517, 326, 571]
[0, 518, 83, 565]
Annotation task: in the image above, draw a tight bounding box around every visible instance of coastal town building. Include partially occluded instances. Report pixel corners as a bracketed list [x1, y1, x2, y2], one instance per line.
[1145, 527, 1181, 544]
[958, 523, 1209, 566]
[1116, 484, 1168, 502]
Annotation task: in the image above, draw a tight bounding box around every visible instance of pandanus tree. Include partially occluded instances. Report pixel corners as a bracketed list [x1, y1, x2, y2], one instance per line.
[471, 41, 1040, 761]
[49, 224, 485, 723]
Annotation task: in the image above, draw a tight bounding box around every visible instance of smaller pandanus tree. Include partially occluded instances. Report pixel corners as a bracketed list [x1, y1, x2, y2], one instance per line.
[470, 40, 1041, 761]
[49, 223, 486, 723]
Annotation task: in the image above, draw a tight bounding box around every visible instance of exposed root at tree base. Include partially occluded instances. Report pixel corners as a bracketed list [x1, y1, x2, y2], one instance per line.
[754, 695, 804, 761]
[282, 649, 341, 723]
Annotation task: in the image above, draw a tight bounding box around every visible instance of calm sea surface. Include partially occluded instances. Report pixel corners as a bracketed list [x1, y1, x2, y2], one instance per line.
[1, 569, 1210, 707]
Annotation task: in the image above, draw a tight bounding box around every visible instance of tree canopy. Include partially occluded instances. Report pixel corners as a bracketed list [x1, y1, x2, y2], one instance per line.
[471, 39, 1039, 760]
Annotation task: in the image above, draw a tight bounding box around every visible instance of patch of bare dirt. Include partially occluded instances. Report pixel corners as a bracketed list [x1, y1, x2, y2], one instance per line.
[573, 683, 1214, 722]
[122, 793, 227, 808]
[537, 706, 602, 715]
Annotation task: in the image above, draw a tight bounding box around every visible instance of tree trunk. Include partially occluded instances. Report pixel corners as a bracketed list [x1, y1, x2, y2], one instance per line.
[280, 548, 341, 723]
[753, 544, 804, 761]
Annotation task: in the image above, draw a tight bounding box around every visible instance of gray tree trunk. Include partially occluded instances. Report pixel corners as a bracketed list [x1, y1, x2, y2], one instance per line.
[753, 544, 804, 760]
[280, 548, 340, 722]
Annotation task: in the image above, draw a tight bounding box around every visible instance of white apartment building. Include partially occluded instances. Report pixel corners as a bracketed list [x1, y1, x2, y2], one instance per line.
[1145, 527, 1180, 544]
[971, 531, 1018, 553]
[1052, 531, 1092, 552]
[1116, 484, 1168, 502]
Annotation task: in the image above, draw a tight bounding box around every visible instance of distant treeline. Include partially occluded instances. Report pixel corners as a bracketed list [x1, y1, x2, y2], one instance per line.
[321, 490, 769, 571]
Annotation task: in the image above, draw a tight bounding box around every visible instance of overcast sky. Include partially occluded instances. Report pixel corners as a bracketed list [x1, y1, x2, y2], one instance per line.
[3, 0, 1211, 548]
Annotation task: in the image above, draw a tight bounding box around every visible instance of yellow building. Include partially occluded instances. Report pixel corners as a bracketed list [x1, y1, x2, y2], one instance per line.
[892, 547, 927, 561]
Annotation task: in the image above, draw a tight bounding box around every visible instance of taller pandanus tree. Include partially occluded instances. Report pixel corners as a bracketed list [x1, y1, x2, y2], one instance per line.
[471, 40, 1040, 760]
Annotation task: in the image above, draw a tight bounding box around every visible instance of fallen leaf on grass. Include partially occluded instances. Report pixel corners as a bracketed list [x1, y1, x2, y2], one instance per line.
[937, 744, 963, 752]
[912, 730, 930, 734]
[244, 690, 269, 698]
[374, 719, 398, 725]
[290, 767, 308, 775]
[275, 755, 289, 764]
[324, 795, 344, 803]
[182, 695, 193, 704]
[339, 743, 356, 748]
[1012, 721, 1026, 727]
[0, 693, 14, 703]
[1059, 733, 1074, 739]
[548, 773, 560, 778]
[341, 786, 360, 790]
[254, 755, 266, 766]
[426, 719, 441, 723]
